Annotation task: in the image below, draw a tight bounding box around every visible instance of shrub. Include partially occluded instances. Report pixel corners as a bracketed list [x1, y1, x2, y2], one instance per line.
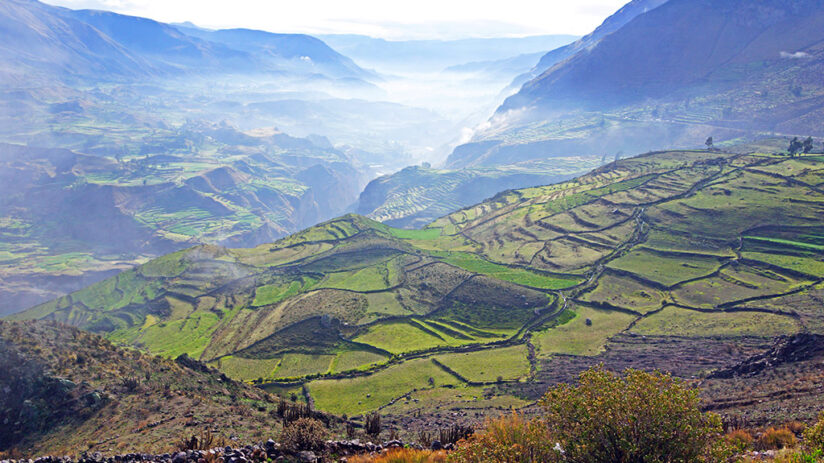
[448, 411, 560, 463]
[786, 421, 808, 435]
[804, 412, 824, 453]
[365, 411, 382, 438]
[175, 429, 227, 451]
[122, 376, 140, 392]
[438, 424, 474, 446]
[725, 429, 754, 452]
[771, 449, 824, 463]
[758, 427, 798, 450]
[278, 401, 312, 424]
[539, 366, 724, 463]
[348, 448, 448, 463]
[279, 417, 328, 452]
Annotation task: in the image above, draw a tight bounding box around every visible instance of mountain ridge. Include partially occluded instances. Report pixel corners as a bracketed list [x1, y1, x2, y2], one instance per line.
[447, 0, 824, 169]
[0, 0, 372, 86]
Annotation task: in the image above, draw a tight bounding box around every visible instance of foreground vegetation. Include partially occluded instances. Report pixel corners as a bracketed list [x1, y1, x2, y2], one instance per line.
[5, 345, 821, 463]
[349, 368, 824, 463]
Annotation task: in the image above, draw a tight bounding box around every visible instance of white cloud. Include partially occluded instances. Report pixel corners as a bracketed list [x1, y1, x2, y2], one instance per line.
[780, 51, 811, 59]
[42, 0, 629, 39]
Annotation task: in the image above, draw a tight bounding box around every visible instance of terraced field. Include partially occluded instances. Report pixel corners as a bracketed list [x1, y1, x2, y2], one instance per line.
[11, 149, 824, 423]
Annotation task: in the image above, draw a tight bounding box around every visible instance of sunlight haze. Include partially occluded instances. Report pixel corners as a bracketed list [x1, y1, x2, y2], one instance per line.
[41, 0, 628, 39]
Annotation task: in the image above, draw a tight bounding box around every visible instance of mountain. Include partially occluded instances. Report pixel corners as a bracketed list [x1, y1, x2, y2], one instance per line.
[448, 0, 824, 168]
[175, 26, 374, 80]
[0, 0, 154, 85]
[318, 34, 578, 72]
[444, 52, 545, 79]
[508, 0, 669, 88]
[0, 0, 372, 86]
[0, 320, 288, 455]
[355, 157, 602, 229]
[0, 124, 368, 317]
[505, 0, 824, 112]
[12, 147, 824, 427]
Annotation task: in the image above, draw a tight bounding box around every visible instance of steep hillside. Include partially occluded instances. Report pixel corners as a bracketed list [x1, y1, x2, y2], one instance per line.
[507, 0, 824, 111]
[355, 158, 602, 229]
[0, 124, 367, 316]
[0, 320, 285, 456]
[0, 0, 371, 86]
[449, 0, 824, 168]
[0, 0, 153, 86]
[13, 148, 824, 425]
[509, 0, 669, 88]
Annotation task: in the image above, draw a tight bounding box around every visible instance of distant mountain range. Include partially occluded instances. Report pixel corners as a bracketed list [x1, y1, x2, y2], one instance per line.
[0, 0, 372, 86]
[448, 0, 824, 168]
[319, 34, 578, 72]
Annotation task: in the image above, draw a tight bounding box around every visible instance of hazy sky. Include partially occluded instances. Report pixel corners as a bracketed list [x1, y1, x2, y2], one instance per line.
[42, 0, 629, 40]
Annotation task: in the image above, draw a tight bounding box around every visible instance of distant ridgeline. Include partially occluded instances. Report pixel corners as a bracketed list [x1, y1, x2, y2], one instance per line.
[12, 148, 824, 417]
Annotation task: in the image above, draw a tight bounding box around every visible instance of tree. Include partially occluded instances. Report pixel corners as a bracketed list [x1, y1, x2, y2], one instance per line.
[539, 366, 725, 463]
[705, 136, 714, 150]
[789, 137, 803, 156]
[803, 137, 814, 154]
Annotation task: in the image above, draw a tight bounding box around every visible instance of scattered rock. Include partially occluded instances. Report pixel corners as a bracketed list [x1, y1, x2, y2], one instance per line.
[296, 451, 316, 463]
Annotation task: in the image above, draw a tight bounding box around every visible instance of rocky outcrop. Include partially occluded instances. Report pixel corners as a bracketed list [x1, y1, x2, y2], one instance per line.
[708, 333, 824, 379]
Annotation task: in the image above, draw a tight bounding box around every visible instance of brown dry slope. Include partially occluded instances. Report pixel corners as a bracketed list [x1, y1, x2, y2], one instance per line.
[0, 320, 290, 456]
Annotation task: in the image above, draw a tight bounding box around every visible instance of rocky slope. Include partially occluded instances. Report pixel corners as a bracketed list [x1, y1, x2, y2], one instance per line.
[0, 320, 286, 456]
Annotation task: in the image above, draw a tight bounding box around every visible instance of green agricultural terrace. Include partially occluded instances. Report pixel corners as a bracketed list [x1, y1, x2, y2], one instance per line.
[11, 148, 824, 419]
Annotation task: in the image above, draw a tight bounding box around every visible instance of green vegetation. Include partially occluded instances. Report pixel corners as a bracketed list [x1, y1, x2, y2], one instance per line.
[607, 250, 722, 287]
[274, 353, 335, 379]
[253, 278, 317, 307]
[353, 320, 477, 355]
[318, 260, 399, 292]
[331, 349, 388, 373]
[13, 149, 824, 422]
[308, 358, 461, 415]
[442, 253, 582, 289]
[631, 306, 799, 337]
[450, 367, 725, 463]
[111, 310, 220, 359]
[214, 356, 280, 381]
[379, 385, 529, 416]
[533, 306, 637, 357]
[435, 345, 530, 383]
[580, 273, 666, 313]
[742, 252, 824, 277]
